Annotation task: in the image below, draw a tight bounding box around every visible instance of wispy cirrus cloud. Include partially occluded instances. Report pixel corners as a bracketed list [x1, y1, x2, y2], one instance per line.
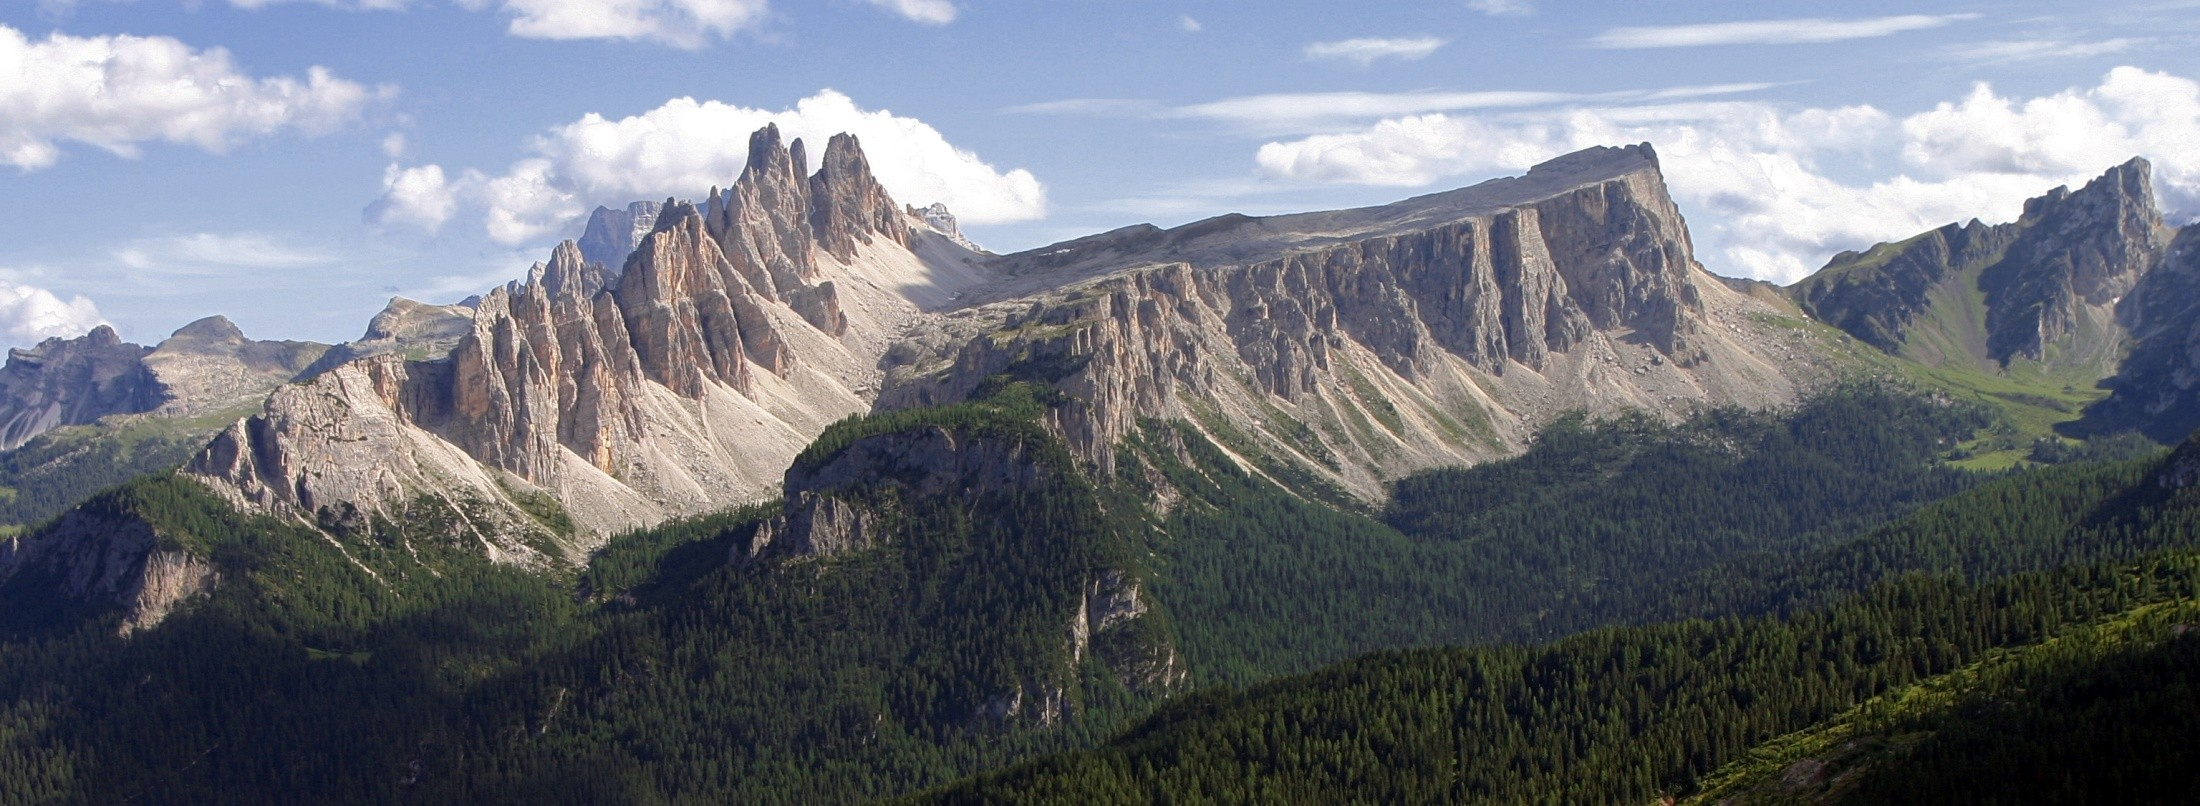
[1589, 13, 1979, 49]
[1465, 0, 1531, 17]
[1945, 37, 2148, 64]
[1009, 82, 1784, 134]
[1304, 36, 1447, 66]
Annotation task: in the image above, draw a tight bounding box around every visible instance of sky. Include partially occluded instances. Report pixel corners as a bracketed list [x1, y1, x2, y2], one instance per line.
[1, 0, 2197, 347]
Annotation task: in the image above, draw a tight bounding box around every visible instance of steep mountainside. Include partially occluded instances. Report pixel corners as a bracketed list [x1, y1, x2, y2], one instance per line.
[1791, 158, 2169, 380]
[0, 320, 331, 529]
[179, 137, 1840, 557]
[187, 126, 990, 565]
[886, 144, 1835, 499]
[0, 326, 157, 451]
[2074, 223, 2200, 440]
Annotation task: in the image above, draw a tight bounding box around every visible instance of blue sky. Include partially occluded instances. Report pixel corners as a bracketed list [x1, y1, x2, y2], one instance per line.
[1, 0, 2196, 346]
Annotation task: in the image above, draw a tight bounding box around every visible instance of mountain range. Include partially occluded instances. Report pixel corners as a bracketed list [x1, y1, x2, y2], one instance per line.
[0, 126, 2196, 801]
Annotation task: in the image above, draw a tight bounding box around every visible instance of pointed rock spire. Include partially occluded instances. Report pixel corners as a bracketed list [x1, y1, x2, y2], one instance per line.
[809, 133, 910, 261]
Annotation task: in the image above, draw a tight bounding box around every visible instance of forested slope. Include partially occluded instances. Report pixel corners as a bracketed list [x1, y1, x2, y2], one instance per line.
[922, 432, 2200, 803]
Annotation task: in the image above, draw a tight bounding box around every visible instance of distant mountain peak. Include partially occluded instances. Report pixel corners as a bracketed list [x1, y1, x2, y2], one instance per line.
[1792, 156, 2168, 371]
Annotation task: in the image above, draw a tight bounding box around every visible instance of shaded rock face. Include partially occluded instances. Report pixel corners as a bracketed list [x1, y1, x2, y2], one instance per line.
[883, 145, 1803, 499]
[1791, 220, 2014, 353]
[741, 422, 1181, 724]
[2076, 224, 2200, 442]
[0, 319, 329, 451]
[190, 124, 928, 561]
[0, 326, 159, 450]
[577, 200, 664, 271]
[1984, 159, 2168, 363]
[1793, 158, 2169, 370]
[0, 505, 217, 634]
[747, 425, 1044, 562]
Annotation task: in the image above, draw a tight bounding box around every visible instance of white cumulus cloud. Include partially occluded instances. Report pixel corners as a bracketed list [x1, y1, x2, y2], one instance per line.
[1254, 67, 2200, 283]
[373, 90, 1047, 244]
[1590, 14, 1977, 49]
[0, 25, 392, 171]
[0, 279, 106, 346]
[1304, 36, 1447, 66]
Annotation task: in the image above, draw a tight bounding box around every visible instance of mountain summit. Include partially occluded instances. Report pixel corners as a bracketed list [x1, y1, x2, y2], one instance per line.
[179, 137, 1838, 560]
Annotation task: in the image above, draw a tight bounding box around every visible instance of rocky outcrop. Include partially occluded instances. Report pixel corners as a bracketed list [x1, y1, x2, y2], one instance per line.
[0, 503, 217, 634]
[911, 202, 979, 252]
[1984, 159, 2167, 363]
[1793, 158, 2170, 372]
[746, 425, 1045, 561]
[577, 200, 664, 271]
[0, 326, 159, 450]
[810, 133, 910, 261]
[883, 145, 1813, 499]
[189, 139, 1834, 556]
[2074, 223, 2200, 441]
[304, 297, 478, 373]
[189, 125, 969, 561]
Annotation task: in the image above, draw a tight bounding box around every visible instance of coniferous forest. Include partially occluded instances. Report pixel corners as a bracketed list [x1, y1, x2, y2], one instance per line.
[1, 380, 2196, 803]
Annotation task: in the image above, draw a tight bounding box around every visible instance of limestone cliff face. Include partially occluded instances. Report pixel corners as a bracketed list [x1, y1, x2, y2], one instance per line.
[188, 126, 961, 562]
[1983, 159, 2167, 363]
[577, 200, 664, 271]
[0, 326, 158, 450]
[1793, 158, 2169, 372]
[0, 504, 218, 634]
[188, 140, 1833, 556]
[810, 133, 911, 262]
[0, 318, 328, 451]
[883, 145, 1813, 499]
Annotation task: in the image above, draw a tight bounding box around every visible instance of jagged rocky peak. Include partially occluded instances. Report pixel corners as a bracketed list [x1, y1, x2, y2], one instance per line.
[1791, 156, 2169, 370]
[910, 202, 980, 251]
[707, 124, 820, 293]
[1983, 156, 2167, 361]
[810, 132, 911, 260]
[186, 129, 943, 558]
[577, 200, 664, 271]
